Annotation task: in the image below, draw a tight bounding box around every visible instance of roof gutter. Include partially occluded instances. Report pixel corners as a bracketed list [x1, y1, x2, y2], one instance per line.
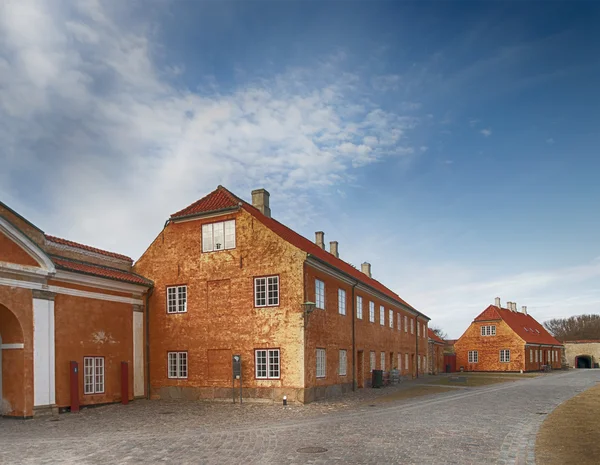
[306, 253, 428, 320]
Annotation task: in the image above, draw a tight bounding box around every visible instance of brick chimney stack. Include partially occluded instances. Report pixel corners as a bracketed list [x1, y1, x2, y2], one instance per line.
[251, 188, 271, 218]
[361, 262, 371, 278]
[315, 231, 325, 249]
[330, 241, 339, 258]
[495, 297, 501, 307]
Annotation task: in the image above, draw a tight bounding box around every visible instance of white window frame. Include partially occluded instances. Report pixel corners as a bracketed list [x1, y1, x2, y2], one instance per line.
[339, 349, 347, 376]
[167, 285, 187, 314]
[389, 310, 394, 328]
[369, 301, 375, 323]
[480, 325, 497, 336]
[417, 322, 420, 337]
[468, 350, 478, 363]
[411, 319, 414, 334]
[370, 351, 376, 371]
[379, 305, 385, 326]
[315, 279, 325, 309]
[168, 351, 188, 379]
[255, 348, 280, 379]
[316, 348, 326, 378]
[535, 350, 538, 363]
[404, 316, 408, 333]
[202, 220, 236, 252]
[405, 353, 409, 370]
[397, 313, 401, 330]
[500, 349, 511, 363]
[254, 276, 279, 307]
[83, 356, 104, 394]
[398, 353, 402, 371]
[530, 349, 534, 363]
[338, 289, 346, 315]
[380, 352, 385, 371]
[357, 296, 363, 319]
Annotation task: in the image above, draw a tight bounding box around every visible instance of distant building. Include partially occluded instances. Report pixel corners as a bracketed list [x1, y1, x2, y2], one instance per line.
[563, 340, 600, 369]
[427, 329, 445, 374]
[454, 298, 563, 372]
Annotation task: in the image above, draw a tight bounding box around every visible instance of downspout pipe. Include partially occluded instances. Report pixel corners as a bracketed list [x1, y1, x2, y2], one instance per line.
[351, 282, 358, 391]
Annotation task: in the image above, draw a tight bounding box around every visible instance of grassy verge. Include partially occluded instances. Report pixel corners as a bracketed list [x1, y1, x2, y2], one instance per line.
[535, 383, 600, 465]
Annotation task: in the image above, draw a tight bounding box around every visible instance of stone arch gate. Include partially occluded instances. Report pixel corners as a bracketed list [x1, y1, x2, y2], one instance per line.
[0, 303, 28, 417]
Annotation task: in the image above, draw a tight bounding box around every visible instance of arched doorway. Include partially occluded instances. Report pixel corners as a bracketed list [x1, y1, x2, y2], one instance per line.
[575, 355, 592, 369]
[0, 304, 25, 416]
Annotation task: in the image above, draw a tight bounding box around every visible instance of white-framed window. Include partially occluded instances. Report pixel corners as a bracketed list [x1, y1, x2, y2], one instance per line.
[357, 296, 363, 319]
[417, 355, 421, 371]
[417, 322, 420, 336]
[423, 324, 427, 338]
[405, 353, 409, 371]
[468, 350, 478, 363]
[254, 276, 279, 307]
[398, 353, 402, 371]
[338, 289, 346, 315]
[202, 220, 235, 252]
[370, 351, 376, 371]
[539, 349, 542, 362]
[315, 279, 325, 309]
[404, 316, 408, 332]
[480, 325, 497, 336]
[167, 285, 187, 313]
[500, 349, 510, 363]
[339, 349, 347, 376]
[168, 351, 188, 379]
[380, 352, 385, 371]
[411, 319, 414, 334]
[397, 313, 401, 330]
[389, 310, 394, 328]
[530, 349, 533, 363]
[369, 301, 375, 322]
[535, 350, 538, 363]
[316, 348, 326, 378]
[83, 356, 104, 394]
[255, 348, 280, 379]
[379, 305, 385, 326]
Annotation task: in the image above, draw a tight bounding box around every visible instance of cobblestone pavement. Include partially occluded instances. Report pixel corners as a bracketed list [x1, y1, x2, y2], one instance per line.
[1, 370, 598, 464]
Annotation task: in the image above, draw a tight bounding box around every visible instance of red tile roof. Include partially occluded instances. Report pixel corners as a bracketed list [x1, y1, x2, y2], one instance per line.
[171, 187, 240, 219]
[171, 186, 421, 315]
[475, 305, 562, 346]
[45, 235, 132, 262]
[52, 256, 152, 286]
[428, 328, 445, 344]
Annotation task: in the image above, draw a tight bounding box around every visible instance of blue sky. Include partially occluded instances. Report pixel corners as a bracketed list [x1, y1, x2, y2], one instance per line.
[1, 0, 599, 337]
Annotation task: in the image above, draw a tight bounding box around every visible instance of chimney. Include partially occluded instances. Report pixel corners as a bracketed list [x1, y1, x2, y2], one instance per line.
[513, 302, 518, 312]
[330, 241, 339, 258]
[315, 231, 325, 249]
[522, 306, 527, 315]
[494, 297, 501, 307]
[361, 262, 372, 278]
[506, 301, 512, 311]
[251, 188, 271, 218]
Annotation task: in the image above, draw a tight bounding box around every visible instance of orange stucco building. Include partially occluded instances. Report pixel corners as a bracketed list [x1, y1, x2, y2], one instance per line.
[134, 186, 430, 403]
[0, 202, 151, 418]
[455, 298, 563, 373]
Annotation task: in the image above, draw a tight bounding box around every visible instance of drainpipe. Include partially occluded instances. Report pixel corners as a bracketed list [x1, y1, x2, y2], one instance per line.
[351, 282, 358, 391]
[145, 287, 154, 400]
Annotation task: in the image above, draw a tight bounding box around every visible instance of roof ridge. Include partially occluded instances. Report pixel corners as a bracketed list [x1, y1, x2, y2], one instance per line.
[45, 234, 132, 262]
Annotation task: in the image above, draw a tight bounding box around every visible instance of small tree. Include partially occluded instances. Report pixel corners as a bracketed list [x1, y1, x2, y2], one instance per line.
[429, 326, 448, 341]
[543, 314, 600, 341]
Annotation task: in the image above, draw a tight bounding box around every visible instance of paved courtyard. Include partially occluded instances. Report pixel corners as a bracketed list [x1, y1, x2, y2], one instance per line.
[1, 370, 598, 464]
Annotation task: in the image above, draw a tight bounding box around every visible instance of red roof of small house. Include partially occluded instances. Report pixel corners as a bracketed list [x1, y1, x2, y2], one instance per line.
[474, 305, 562, 346]
[45, 235, 132, 262]
[170, 186, 422, 315]
[52, 256, 152, 286]
[428, 328, 445, 344]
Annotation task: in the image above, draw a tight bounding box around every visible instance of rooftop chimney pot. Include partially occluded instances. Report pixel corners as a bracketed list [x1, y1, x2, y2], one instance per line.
[251, 188, 271, 218]
[522, 305, 527, 315]
[494, 297, 501, 307]
[329, 241, 339, 258]
[315, 231, 325, 249]
[361, 262, 372, 278]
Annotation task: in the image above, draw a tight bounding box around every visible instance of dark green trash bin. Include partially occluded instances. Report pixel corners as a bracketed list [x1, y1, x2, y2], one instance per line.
[372, 369, 384, 388]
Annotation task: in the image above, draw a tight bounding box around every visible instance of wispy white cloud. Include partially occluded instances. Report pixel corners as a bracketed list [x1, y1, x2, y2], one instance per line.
[0, 0, 421, 259]
[480, 128, 492, 137]
[371, 74, 401, 91]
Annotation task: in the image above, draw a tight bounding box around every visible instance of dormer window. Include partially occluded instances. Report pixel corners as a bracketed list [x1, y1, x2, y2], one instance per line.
[202, 220, 236, 252]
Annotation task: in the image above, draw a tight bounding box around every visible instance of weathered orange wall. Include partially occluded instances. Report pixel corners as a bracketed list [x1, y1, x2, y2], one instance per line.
[0, 286, 34, 417]
[54, 293, 135, 408]
[455, 320, 526, 372]
[0, 232, 40, 267]
[134, 209, 307, 402]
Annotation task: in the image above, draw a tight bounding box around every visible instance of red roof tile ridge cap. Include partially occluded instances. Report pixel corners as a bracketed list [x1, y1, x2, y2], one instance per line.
[170, 185, 241, 219]
[45, 234, 132, 261]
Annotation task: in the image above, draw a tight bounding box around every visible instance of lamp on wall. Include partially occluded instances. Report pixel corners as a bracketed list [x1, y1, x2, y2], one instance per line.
[302, 301, 316, 327]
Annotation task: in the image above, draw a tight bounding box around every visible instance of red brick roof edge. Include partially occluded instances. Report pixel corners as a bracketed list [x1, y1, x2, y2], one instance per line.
[51, 256, 152, 286]
[45, 235, 132, 262]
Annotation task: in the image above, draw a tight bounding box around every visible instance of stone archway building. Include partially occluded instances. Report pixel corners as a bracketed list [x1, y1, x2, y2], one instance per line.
[564, 340, 600, 369]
